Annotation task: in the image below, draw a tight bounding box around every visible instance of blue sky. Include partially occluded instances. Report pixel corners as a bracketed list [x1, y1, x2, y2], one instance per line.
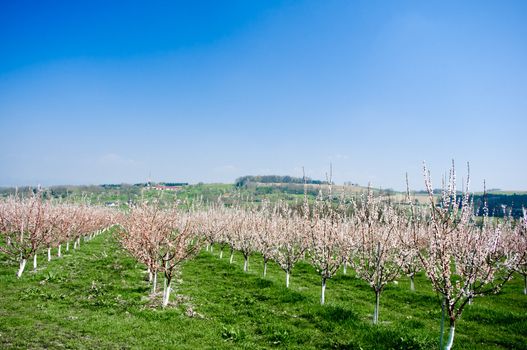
[1, 0, 526, 190]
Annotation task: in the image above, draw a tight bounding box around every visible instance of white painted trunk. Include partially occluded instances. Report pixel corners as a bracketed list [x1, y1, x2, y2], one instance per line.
[229, 250, 234, 264]
[152, 271, 157, 294]
[523, 275, 526, 295]
[321, 278, 327, 305]
[162, 276, 167, 301]
[263, 260, 267, 277]
[33, 254, 37, 270]
[210, 245, 214, 253]
[444, 324, 455, 350]
[17, 258, 27, 278]
[410, 276, 415, 291]
[243, 256, 248, 272]
[47, 247, 51, 261]
[343, 261, 347, 275]
[286, 271, 290, 288]
[58, 244, 62, 257]
[219, 249, 223, 259]
[373, 291, 380, 324]
[66, 241, 70, 251]
[148, 268, 153, 283]
[205, 244, 209, 252]
[163, 280, 172, 307]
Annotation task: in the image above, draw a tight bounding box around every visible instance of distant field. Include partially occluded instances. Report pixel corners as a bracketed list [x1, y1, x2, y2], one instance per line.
[1, 231, 526, 349]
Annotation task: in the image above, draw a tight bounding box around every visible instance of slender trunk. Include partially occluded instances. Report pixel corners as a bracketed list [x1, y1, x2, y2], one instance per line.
[243, 255, 248, 272]
[263, 259, 268, 277]
[17, 258, 27, 278]
[321, 277, 327, 305]
[58, 244, 62, 258]
[410, 275, 415, 291]
[210, 245, 214, 253]
[162, 275, 167, 301]
[343, 260, 347, 275]
[444, 321, 455, 350]
[219, 248, 223, 259]
[33, 254, 37, 270]
[373, 290, 380, 324]
[229, 249, 234, 264]
[47, 247, 51, 261]
[286, 270, 290, 288]
[439, 297, 446, 350]
[66, 241, 70, 251]
[152, 271, 157, 294]
[163, 278, 172, 307]
[523, 275, 526, 295]
[148, 268, 153, 283]
[205, 244, 209, 252]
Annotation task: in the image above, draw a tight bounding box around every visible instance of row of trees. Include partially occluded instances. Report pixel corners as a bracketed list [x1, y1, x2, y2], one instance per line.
[0, 192, 114, 277]
[115, 163, 526, 350]
[2, 163, 525, 350]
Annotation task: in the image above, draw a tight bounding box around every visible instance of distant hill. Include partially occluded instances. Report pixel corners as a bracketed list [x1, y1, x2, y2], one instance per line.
[235, 175, 327, 187]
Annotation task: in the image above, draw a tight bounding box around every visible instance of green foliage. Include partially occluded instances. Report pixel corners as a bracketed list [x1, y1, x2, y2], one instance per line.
[0, 232, 526, 349]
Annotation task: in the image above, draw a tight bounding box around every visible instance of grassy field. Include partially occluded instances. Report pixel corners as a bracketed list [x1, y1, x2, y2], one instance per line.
[1, 232, 526, 349]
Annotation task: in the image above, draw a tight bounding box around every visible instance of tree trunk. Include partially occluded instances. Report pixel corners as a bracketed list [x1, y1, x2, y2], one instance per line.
[210, 245, 214, 253]
[263, 259, 267, 277]
[243, 255, 248, 272]
[343, 260, 347, 275]
[410, 275, 415, 291]
[58, 244, 62, 258]
[444, 321, 455, 350]
[33, 254, 37, 271]
[286, 270, 290, 288]
[373, 290, 380, 324]
[229, 249, 234, 264]
[439, 297, 446, 349]
[66, 241, 70, 251]
[17, 258, 27, 278]
[163, 278, 172, 307]
[148, 268, 153, 283]
[321, 277, 327, 305]
[219, 248, 223, 259]
[205, 244, 209, 252]
[523, 275, 526, 295]
[47, 247, 51, 261]
[152, 271, 157, 294]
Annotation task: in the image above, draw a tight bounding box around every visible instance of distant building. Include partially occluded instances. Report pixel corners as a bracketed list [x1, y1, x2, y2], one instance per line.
[152, 183, 188, 192]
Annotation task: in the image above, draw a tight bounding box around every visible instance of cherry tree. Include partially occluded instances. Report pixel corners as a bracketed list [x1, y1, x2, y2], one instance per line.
[505, 208, 527, 294]
[307, 185, 348, 305]
[160, 209, 201, 307]
[254, 201, 277, 277]
[0, 193, 48, 277]
[271, 204, 307, 288]
[119, 202, 175, 294]
[417, 162, 515, 350]
[231, 208, 257, 272]
[351, 190, 407, 323]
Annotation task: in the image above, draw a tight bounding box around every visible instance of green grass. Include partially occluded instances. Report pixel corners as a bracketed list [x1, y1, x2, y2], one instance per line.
[1, 233, 526, 349]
